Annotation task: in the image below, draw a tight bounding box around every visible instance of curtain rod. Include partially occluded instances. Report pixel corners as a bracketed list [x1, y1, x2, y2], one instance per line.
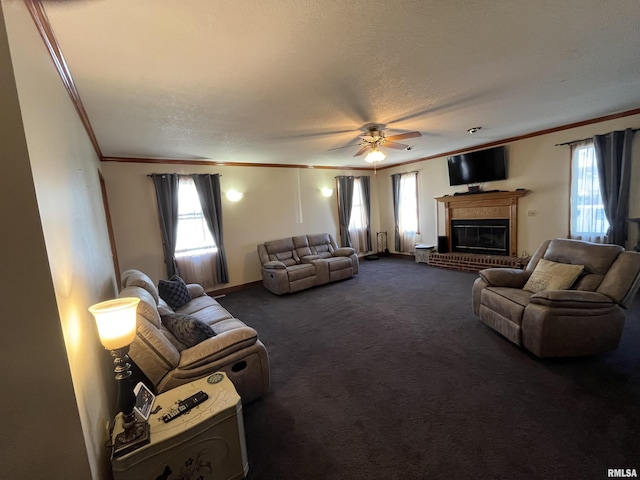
[555, 128, 640, 146]
[335, 169, 418, 178]
[334, 174, 372, 178]
[146, 173, 222, 177]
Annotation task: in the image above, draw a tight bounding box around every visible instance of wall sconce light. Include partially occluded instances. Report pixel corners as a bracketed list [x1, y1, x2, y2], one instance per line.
[226, 189, 244, 202]
[321, 187, 334, 197]
[89, 297, 150, 457]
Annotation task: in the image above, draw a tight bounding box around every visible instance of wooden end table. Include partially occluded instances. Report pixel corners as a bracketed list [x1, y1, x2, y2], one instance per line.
[111, 372, 248, 480]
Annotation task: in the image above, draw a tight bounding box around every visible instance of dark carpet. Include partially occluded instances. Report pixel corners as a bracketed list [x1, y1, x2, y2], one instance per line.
[217, 257, 640, 480]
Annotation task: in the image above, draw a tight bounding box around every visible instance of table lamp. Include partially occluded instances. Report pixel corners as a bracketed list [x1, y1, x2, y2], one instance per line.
[89, 297, 150, 457]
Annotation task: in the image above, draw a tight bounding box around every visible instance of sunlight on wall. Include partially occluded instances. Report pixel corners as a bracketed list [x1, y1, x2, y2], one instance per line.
[62, 303, 83, 352]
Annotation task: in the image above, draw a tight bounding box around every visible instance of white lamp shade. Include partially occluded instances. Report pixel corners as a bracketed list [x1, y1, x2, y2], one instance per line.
[89, 297, 140, 350]
[365, 149, 385, 163]
[321, 187, 334, 197]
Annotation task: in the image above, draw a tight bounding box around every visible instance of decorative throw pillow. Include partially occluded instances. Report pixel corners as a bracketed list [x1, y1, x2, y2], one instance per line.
[158, 274, 191, 310]
[523, 259, 585, 293]
[161, 313, 215, 348]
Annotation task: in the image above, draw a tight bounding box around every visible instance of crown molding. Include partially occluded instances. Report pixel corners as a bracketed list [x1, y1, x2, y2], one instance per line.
[24, 0, 103, 159]
[101, 156, 374, 171]
[377, 106, 640, 171]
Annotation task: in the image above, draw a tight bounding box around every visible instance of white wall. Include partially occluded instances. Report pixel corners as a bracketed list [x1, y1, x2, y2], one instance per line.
[105, 114, 640, 290]
[3, 2, 120, 479]
[101, 162, 377, 287]
[379, 113, 640, 256]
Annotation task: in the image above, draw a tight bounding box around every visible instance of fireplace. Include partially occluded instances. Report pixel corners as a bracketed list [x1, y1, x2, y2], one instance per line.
[435, 190, 528, 257]
[451, 219, 509, 255]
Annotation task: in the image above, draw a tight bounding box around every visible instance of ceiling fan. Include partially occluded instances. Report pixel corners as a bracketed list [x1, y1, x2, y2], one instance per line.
[333, 126, 422, 163]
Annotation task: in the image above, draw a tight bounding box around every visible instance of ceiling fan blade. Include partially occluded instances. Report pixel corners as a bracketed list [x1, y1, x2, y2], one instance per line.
[385, 141, 410, 150]
[385, 131, 422, 141]
[328, 143, 363, 151]
[353, 146, 370, 157]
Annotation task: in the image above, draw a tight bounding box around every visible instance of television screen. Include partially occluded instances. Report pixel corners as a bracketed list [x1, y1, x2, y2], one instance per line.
[447, 146, 507, 186]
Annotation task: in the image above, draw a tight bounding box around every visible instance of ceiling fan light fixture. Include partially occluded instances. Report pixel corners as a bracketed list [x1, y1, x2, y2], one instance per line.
[365, 148, 385, 163]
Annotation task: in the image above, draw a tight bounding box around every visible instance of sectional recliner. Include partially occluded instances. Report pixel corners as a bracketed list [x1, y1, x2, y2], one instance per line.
[118, 269, 270, 403]
[257, 233, 359, 295]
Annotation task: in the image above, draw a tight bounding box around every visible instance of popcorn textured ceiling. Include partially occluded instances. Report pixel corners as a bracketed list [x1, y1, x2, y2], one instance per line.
[32, 0, 640, 167]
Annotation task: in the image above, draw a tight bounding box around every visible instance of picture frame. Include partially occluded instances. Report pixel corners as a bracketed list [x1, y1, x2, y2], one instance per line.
[133, 382, 155, 421]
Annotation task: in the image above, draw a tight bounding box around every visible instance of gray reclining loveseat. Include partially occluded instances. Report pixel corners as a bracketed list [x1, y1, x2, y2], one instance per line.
[257, 233, 359, 295]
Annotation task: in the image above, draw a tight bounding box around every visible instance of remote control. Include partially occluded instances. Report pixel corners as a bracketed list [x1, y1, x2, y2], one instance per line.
[162, 391, 209, 423]
[178, 390, 209, 407]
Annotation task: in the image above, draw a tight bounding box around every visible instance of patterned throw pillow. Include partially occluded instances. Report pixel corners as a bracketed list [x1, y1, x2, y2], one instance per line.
[158, 275, 191, 310]
[523, 259, 585, 293]
[161, 313, 215, 348]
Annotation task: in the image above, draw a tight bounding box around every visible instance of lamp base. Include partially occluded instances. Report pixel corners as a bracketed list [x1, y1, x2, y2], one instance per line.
[113, 421, 151, 458]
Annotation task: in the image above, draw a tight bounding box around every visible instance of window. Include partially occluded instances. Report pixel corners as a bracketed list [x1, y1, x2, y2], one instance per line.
[348, 178, 370, 252]
[349, 178, 365, 230]
[175, 176, 217, 257]
[570, 142, 609, 243]
[392, 171, 419, 253]
[398, 172, 418, 235]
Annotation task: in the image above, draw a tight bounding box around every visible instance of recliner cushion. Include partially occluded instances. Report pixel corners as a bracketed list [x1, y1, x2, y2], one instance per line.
[544, 239, 622, 274]
[178, 296, 234, 325]
[265, 238, 300, 266]
[482, 287, 533, 326]
[325, 256, 353, 271]
[293, 235, 313, 258]
[158, 275, 192, 310]
[287, 263, 316, 282]
[308, 233, 335, 257]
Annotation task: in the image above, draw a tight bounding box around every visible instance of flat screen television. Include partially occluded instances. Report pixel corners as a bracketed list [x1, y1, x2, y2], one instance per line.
[447, 146, 507, 186]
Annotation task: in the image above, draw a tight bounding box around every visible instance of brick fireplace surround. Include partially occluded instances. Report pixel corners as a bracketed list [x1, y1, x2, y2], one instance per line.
[430, 190, 530, 272]
[426, 251, 529, 273]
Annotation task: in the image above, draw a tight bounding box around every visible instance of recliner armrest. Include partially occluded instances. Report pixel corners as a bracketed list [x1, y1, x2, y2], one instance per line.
[263, 260, 287, 270]
[334, 247, 356, 257]
[529, 290, 615, 309]
[178, 326, 259, 369]
[186, 283, 205, 298]
[478, 268, 530, 288]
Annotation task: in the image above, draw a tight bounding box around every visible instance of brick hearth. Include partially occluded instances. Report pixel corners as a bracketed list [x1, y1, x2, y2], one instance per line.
[426, 252, 529, 273]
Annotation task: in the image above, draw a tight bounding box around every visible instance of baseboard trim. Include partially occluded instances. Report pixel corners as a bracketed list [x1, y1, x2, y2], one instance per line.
[206, 280, 262, 296]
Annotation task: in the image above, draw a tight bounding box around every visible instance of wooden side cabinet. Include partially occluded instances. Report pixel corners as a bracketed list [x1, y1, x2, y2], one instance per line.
[111, 373, 248, 480]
